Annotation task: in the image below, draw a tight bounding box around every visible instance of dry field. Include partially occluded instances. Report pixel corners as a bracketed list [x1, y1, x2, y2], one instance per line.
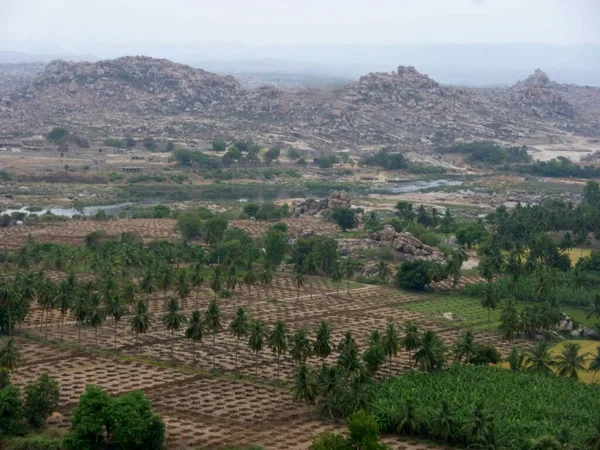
[0, 217, 340, 250]
[11, 270, 529, 449]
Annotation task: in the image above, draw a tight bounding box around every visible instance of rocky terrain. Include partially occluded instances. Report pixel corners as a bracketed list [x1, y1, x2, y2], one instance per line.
[1, 56, 599, 150]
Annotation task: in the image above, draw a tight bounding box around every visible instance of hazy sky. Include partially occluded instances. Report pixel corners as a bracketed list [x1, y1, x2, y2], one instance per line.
[2, 0, 599, 51]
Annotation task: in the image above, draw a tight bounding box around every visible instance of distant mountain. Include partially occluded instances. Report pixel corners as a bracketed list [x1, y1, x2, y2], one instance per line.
[1, 56, 599, 150]
[0, 50, 95, 64]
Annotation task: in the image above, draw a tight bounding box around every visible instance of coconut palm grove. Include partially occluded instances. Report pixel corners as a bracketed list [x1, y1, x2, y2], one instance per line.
[0, 180, 600, 450]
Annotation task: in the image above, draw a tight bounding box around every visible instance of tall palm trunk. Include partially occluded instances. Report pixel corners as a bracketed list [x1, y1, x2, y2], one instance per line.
[95, 327, 98, 346]
[171, 329, 174, 360]
[61, 314, 64, 341]
[192, 340, 196, 364]
[255, 352, 259, 376]
[310, 281, 313, 300]
[276, 353, 280, 380]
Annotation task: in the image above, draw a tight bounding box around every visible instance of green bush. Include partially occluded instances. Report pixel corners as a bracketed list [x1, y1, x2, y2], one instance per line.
[24, 374, 60, 428]
[7, 437, 61, 450]
[403, 223, 441, 247]
[103, 138, 124, 148]
[395, 260, 443, 290]
[372, 365, 600, 449]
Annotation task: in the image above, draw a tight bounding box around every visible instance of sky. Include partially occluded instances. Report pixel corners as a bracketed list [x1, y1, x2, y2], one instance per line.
[1, 0, 599, 53]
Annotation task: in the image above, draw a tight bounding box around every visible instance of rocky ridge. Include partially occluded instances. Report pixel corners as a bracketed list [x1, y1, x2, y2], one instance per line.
[1, 56, 599, 148]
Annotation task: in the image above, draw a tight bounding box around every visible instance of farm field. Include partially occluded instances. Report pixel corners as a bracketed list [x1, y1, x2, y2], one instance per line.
[9, 269, 528, 449]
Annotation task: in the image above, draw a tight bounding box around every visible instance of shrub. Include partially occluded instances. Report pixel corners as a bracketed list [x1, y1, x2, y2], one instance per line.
[264, 147, 281, 164]
[212, 139, 227, 153]
[361, 147, 407, 170]
[395, 261, 442, 290]
[176, 211, 203, 240]
[271, 222, 288, 233]
[24, 374, 60, 428]
[468, 344, 502, 365]
[331, 208, 358, 231]
[7, 437, 61, 450]
[103, 138, 124, 148]
[151, 204, 171, 219]
[45, 127, 69, 144]
[0, 384, 26, 437]
[142, 137, 157, 151]
[404, 223, 441, 247]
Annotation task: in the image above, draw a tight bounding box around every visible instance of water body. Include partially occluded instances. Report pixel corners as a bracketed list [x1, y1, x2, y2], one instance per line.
[383, 179, 463, 194]
[1, 202, 133, 218]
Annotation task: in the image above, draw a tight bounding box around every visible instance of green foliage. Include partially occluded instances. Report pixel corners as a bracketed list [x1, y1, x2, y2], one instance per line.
[403, 223, 441, 247]
[242, 203, 260, 218]
[45, 127, 69, 144]
[103, 138, 124, 148]
[124, 137, 136, 148]
[6, 437, 62, 450]
[203, 215, 228, 247]
[0, 384, 26, 437]
[176, 211, 203, 240]
[0, 170, 12, 181]
[361, 147, 407, 170]
[226, 146, 242, 160]
[441, 141, 531, 165]
[151, 204, 171, 219]
[395, 261, 444, 290]
[142, 137, 157, 151]
[518, 156, 600, 179]
[63, 386, 165, 450]
[255, 203, 288, 221]
[314, 155, 339, 169]
[24, 374, 60, 428]
[212, 139, 227, 153]
[264, 229, 287, 267]
[310, 431, 349, 450]
[372, 365, 600, 449]
[264, 147, 281, 163]
[331, 208, 358, 231]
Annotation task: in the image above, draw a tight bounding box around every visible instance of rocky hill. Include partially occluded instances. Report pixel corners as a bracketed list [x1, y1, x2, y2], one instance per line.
[1, 56, 598, 149]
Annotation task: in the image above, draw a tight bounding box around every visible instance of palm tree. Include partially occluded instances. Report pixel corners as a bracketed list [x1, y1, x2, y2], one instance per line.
[590, 345, 600, 382]
[185, 310, 204, 365]
[289, 328, 312, 365]
[453, 330, 478, 363]
[57, 280, 73, 341]
[413, 330, 446, 371]
[205, 299, 221, 370]
[189, 263, 205, 309]
[156, 264, 175, 306]
[331, 262, 343, 295]
[268, 321, 288, 380]
[397, 398, 422, 436]
[432, 401, 457, 444]
[481, 282, 499, 331]
[130, 300, 151, 349]
[225, 268, 238, 299]
[313, 321, 332, 362]
[175, 270, 191, 303]
[229, 307, 250, 371]
[587, 295, 600, 323]
[162, 298, 186, 361]
[292, 270, 304, 301]
[104, 293, 127, 349]
[383, 322, 400, 373]
[341, 258, 356, 294]
[303, 253, 319, 299]
[584, 421, 600, 450]
[259, 262, 275, 301]
[210, 266, 223, 300]
[0, 280, 17, 336]
[402, 321, 421, 364]
[375, 260, 392, 285]
[465, 403, 496, 447]
[507, 345, 526, 373]
[499, 298, 520, 343]
[316, 363, 341, 419]
[292, 363, 316, 410]
[242, 268, 257, 299]
[87, 294, 105, 347]
[37, 280, 56, 337]
[139, 270, 155, 304]
[556, 342, 586, 380]
[73, 292, 88, 346]
[121, 277, 137, 307]
[0, 338, 20, 371]
[526, 342, 555, 375]
[247, 319, 266, 376]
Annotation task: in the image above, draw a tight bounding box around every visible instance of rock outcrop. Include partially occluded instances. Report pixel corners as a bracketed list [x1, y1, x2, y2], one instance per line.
[509, 69, 575, 118]
[292, 191, 352, 217]
[368, 225, 445, 261]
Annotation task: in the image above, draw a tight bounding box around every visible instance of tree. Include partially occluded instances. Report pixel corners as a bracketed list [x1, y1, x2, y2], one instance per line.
[0, 384, 25, 437]
[331, 208, 358, 232]
[395, 201, 414, 221]
[185, 310, 204, 365]
[229, 308, 250, 371]
[313, 321, 332, 362]
[264, 147, 281, 164]
[104, 294, 127, 349]
[210, 266, 222, 300]
[143, 136, 157, 150]
[499, 298, 520, 343]
[402, 321, 421, 363]
[212, 139, 226, 153]
[264, 229, 287, 268]
[587, 294, 600, 323]
[432, 401, 457, 444]
[289, 328, 312, 365]
[481, 282, 500, 331]
[556, 342, 586, 380]
[130, 300, 151, 348]
[268, 321, 288, 381]
[395, 261, 436, 290]
[162, 298, 186, 360]
[243, 203, 260, 218]
[205, 299, 221, 370]
[259, 262, 275, 301]
[375, 260, 392, 285]
[175, 270, 190, 302]
[156, 264, 175, 306]
[88, 294, 105, 346]
[331, 262, 343, 295]
[413, 330, 446, 371]
[24, 373, 60, 428]
[315, 364, 342, 420]
[176, 211, 203, 241]
[397, 398, 423, 437]
[383, 322, 400, 373]
[203, 216, 228, 247]
[152, 204, 171, 219]
[465, 403, 496, 447]
[507, 345, 526, 372]
[346, 410, 390, 450]
[292, 363, 316, 410]
[526, 342, 555, 375]
[248, 319, 266, 376]
[0, 338, 20, 371]
[362, 342, 386, 376]
[452, 331, 478, 364]
[46, 127, 69, 143]
[341, 259, 356, 294]
[292, 269, 304, 300]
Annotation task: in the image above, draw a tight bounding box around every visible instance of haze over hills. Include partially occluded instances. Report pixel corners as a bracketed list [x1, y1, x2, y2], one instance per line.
[1, 55, 599, 152]
[1, 43, 600, 87]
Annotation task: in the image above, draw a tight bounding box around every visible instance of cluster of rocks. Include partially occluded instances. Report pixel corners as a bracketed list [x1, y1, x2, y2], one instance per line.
[558, 315, 599, 338]
[1, 57, 599, 150]
[292, 191, 352, 217]
[368, 225, 444, 261]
